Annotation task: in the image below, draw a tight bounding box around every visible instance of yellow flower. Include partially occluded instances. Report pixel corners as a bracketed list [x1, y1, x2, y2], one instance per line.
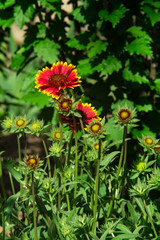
[144, 137, 154, 146]
[16, 118, 26, 128]
[118, 109, 131, 122]
[53, 131, 61, 140]
[89, 122, 102, 135]
[94, 143, 99, 150]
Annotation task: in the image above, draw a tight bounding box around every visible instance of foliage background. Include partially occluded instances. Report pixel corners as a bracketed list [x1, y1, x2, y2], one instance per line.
[0, 0, 160, 151]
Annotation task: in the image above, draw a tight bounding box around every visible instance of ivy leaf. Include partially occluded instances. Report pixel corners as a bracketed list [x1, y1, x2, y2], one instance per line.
[34, 38, 60, 64]
[126, 38, 153, 57]
[99, 56, 122, 76]
[14, 4, 35, 29]
[123, 68, 150, 85]
[66, 38, 86, 50]
[39, 0, 61, 18]
[87, 40, 108, 58]
[142, 4, 160, 26]
[21, 91, 50, 108]
[127, 26, 152, 41]
[0, 0, 15, 9]
[77, 58, 94, 77]
[72, 7, 86, 24]
[98, 4, 128, 28]
[0, 10, 14, 29]
[136, 104, 153, 112]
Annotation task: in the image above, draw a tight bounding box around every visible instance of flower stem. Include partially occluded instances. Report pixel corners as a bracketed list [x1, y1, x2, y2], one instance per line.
[58, 114, 63, 213]
[106, 125, 127, 219]
[2, 207, 5, 240]
[31, 171, 38, 240]
[17, 134, 22, 193]
[41, 136, 51, 180]
[66, 133, 73, 167]
[72, 115, 78, 209]
[9, 172, 15, 195]
[92, 138, 102, 234]
[142, 197, 158, 238]
[0, 157, 7, 202]
[79, 118, 86, 180]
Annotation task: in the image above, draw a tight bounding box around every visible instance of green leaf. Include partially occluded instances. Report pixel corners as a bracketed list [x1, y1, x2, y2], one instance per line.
[34, 38, 60, 64]
[14, 4, 35, 29]
[66, 38, 86, 50]
[136, 104, 153, 112]
[127, 26, 152, 41]
[21, 91, 50, 108]
[126, 38, 153, 57]
[99, 56, 122, 76]
[0, 0, 15, 9]
[87, 40, 108, 58]
[3, 160, 23, 184]
[142, 5, 160, 26]
[72, 7, 86, 24]
[39, 0, 61, 17]
[10, 53, 25, 69]
[4, 192, 20, 218]
[37, 23, 47, 38]
[99, 4, 128, 28]
[77, 59, 94, 77]
[0, 10, 14, 29]
[123, 68, 150, 85]
[100, 151, 120, 171]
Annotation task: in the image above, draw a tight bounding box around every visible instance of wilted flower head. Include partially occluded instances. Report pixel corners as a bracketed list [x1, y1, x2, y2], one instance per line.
[25, 155, 39, 169]
[61, 100, 100, 132]
[35, 61, 81, 100]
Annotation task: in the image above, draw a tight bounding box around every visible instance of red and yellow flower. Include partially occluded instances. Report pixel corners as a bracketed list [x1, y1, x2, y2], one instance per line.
[35, 61, 81, 99]
[61, 101, 100, 131]
[58, 98, 72, 112]
[25, 155, 39, 169]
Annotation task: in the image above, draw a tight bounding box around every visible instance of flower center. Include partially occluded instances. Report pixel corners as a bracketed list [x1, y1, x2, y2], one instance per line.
[62, 101, 69, 108]
[118, 109, 131, 122]
[16, 119, 26, 128]
[144, 137, 154, 146]
[29, 158, 36, 164]
[90, 122, 102, 134]
[48, 74, 66, 88]
[53, 131, 61, 140]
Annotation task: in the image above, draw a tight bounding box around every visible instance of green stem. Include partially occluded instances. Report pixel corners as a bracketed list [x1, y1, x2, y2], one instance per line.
[107, 125, 127, 219]
[41, 137, 51, 180]
[31, 171, 38, 240]
[72, 115, 78, 209]
[0, 157, 7, 202]
[92, 139, 102, 234]
[142, 197, 158, 238]
[9, 172, 15, 195]
[2, 208, 5, 240]
[66, 133, 73, 167]
[17, 134, 22, 193]
[58, 115, 63, 213]
[79, 118, 87, 180]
